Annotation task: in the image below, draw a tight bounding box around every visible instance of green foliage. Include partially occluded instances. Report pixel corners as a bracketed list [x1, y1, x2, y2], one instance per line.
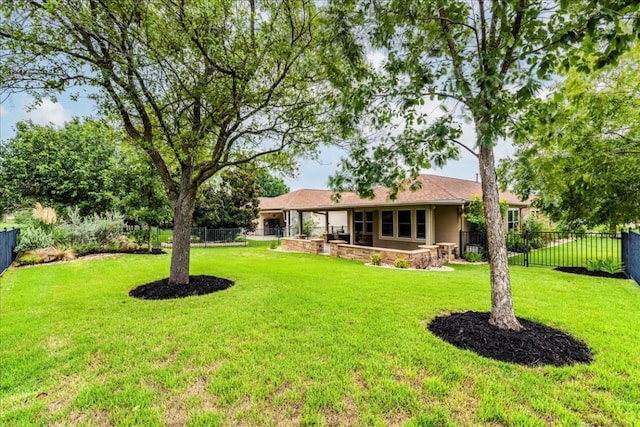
[464, 195, 509, 233]
[15, 227, 54, 253]
[269, 241, 278, 250]
[0, 119, 121, 216]
[463, 251, 483, 263]
[1, 0, 342, 283]
[256, 172, 290, 198]
[61, 207, 125, 246]
[301, 219, 318, 237]
[586, 259, 624, 275]
[370, 254, 382, 266]
[500, 46, 640, 231]
[193, 168, 261, 230]
[393, 258, 410, 269]
[15, 253, 43, 265]
[506, 234, 528, 253]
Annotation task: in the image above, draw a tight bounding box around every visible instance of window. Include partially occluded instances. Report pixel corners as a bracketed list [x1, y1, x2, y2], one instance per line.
[381, 210, 394, 237]
[355, 211, 374, 234]
[398, 210, 412, 238]
[354, 211, 363, 233]
[508, 208, 520, 231]
[416, 209, 426, 239]
[365, 211, 373, 233]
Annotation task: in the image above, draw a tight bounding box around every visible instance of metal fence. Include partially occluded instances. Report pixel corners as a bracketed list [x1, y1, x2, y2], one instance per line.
[460, 230, 623, 268]
[622, 229, 640, 285]
[1, 228, 19, 275]
[155, 227, 247, 247]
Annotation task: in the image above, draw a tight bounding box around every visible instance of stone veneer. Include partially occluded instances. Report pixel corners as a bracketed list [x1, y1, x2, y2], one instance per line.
[281, 237, 325, 254]
[330, 241, 438, 265]
[281, 237, 442, 266]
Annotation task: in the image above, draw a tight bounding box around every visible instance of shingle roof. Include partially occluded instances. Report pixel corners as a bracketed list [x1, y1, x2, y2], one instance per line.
[259, 174, 528, 211]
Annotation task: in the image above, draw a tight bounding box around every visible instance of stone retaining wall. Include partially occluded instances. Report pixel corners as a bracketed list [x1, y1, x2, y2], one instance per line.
[330, 241, 438, 265]
[281, 237, 324, 254]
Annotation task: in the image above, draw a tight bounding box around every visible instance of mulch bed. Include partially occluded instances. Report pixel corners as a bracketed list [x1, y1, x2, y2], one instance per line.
[555, 266, 629, 280]
[129, 275, 234, 300]
[428, 311, 592, 367]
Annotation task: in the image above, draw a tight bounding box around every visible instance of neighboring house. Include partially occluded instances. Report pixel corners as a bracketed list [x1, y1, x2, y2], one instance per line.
[258, 174, 530, 252]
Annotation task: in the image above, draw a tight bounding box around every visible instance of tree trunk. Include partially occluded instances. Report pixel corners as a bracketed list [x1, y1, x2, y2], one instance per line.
[169, 192, 197, 285]
[478, 143, 523, 331]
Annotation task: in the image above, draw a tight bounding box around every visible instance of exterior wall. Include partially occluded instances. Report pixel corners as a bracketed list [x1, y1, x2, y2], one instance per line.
[281, 237, 325, 254]
[434, 205, 460, 243]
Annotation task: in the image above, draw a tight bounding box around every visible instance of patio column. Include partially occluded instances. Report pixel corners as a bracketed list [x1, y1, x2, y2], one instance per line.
[325, 211, 329, 236]
[298, 211, 303, 234]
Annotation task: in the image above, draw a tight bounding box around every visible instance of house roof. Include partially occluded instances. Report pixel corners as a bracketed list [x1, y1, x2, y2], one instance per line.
[259, 174, 528, 211]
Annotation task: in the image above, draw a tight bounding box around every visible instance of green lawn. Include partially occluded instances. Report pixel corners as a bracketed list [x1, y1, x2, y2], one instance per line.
[509, 235, 622, 268]
[1, 244, 639, 426]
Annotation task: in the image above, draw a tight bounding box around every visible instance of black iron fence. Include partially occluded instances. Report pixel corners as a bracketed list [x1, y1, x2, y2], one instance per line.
[460, 230, 623, 269]
[622, 229, 640, 285]
[155, 227, 247, 248]
[1, 228, 19, 275]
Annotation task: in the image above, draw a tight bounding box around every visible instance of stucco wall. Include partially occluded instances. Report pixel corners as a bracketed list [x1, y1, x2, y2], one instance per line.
[434, 205, 460, 243]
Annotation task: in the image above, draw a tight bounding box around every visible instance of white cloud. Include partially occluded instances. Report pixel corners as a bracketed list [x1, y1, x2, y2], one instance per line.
[25, 99, 70, 127]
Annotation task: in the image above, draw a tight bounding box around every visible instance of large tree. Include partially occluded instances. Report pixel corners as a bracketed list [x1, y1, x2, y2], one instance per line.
[193, 167, 261, 229]
[0, 119, 120, 216]
[1, 1, 337, 285]
[327, 1, 639, 329]
[499, 46, 640, 232]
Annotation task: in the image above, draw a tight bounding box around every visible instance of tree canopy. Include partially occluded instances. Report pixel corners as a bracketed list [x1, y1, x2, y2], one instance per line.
[0, 119, 120, 216]
[193, 168, 261, 229]
[326, 0, 640, 329]
[500, 45, 640, 231]
[1, 0, 340, 284]
[256, 172, 290, 197]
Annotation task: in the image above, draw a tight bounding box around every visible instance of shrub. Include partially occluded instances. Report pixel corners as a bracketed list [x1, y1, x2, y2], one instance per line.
[234, 234, 246, 242]
[506, 234, 528, 253]
[529, 236, 546, 249]
[269, 241, 277, 250]
[393, 258, 410, 269]
[15, 227, 55, 253]
[464, 251, 483, 263]
[47, 246, 76, 262]
[73, 242, 102, 256]
[586, 258, 624, 274]
[370, 254, 382, 266]
[413, 253, 432, 269]
[16, 252, 43, 265]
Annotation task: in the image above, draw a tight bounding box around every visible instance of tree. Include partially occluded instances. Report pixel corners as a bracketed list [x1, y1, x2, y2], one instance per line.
[499, 46, 640, 232]
[255, 171, 290, 197]
[118, 149, 172, 252]
[193, 168, 261, 229]
[1, 1, 338, 285]
[327, 1, 639, 329]
[0, 119, 120, 216]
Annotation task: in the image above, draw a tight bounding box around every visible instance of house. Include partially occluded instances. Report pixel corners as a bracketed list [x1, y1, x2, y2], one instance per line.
[258, 174, 530, 263]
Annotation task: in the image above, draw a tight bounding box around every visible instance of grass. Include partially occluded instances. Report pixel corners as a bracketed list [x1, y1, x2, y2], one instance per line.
[1, 244, 639, 426]
[509, 235, 623, 268]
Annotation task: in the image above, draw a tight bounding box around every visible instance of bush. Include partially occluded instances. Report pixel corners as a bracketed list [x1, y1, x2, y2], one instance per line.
[234, 234, 246, 242]
[73, 242, 102, 256]
[586, 258, 624, 274]
[413, 253, 445, 269]
[393, 258, 410, 269]
[370, 254, 382, 266]
[464, 251, 483, 262]
[16, 252, 43, 265]
[506, 234, 528, 253]
[15, 227, 55, 253]
[269, 241, 277, 250]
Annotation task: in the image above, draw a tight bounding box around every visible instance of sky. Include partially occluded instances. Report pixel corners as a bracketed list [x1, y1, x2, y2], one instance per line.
[0, 92, 516, 191]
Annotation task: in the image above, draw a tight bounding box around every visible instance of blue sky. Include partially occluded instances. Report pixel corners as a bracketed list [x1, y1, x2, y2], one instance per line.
[1, 92, 514, 190]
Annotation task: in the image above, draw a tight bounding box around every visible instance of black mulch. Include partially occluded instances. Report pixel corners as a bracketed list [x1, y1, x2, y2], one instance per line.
[129, 275, 234, 300]
[555, 266, 629, 280]
[428, 311, 592, 367]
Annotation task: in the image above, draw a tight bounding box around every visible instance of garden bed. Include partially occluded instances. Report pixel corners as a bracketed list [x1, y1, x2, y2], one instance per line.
[554, 266, 629, 280]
